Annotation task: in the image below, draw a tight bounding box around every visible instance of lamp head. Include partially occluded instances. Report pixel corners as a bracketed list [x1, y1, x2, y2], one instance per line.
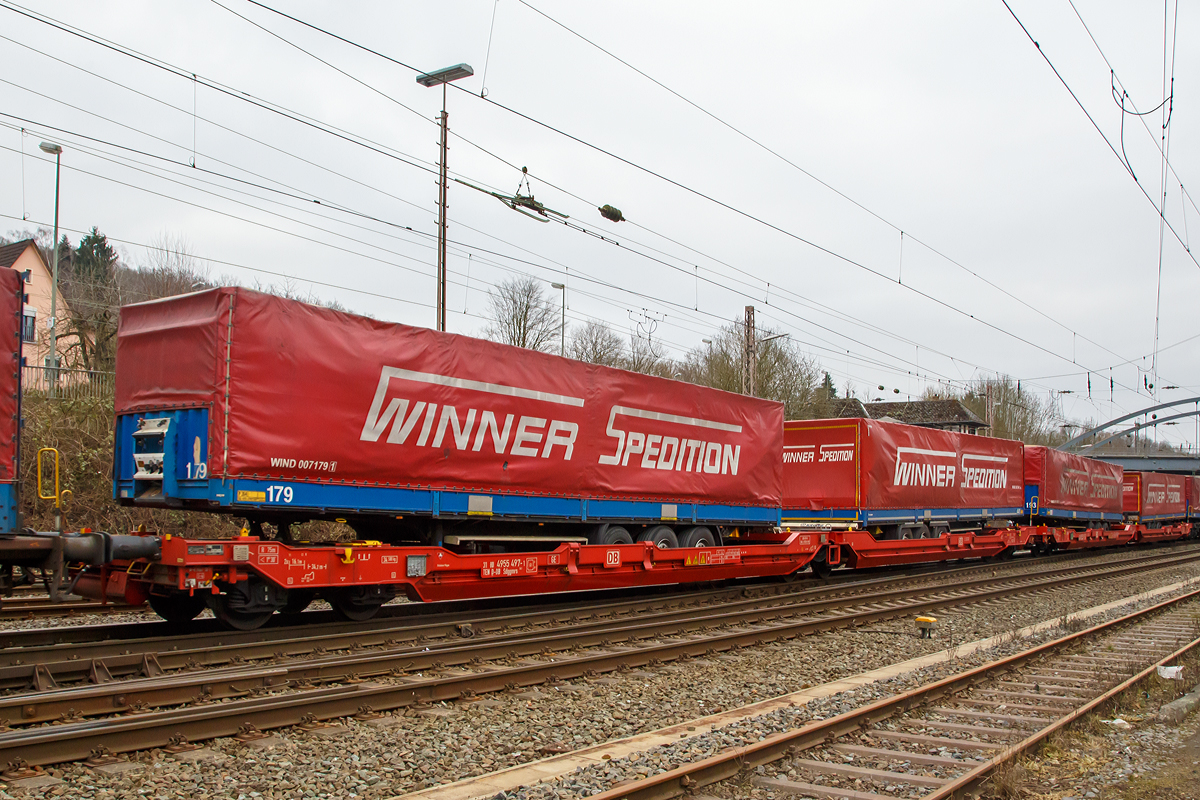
[39, 142, 63, 155]
[416, 63, 474, 88]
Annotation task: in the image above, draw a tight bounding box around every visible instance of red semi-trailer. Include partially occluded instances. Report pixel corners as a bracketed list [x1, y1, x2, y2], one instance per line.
[782, 418, 1024, 534]
[1123, 471, 1188, 522]
[780, 418, 1025, 569]
[114, 288, 784, 547]
[102, 289, 816, 627]
[1120, 471, 1190, 545]
[1022, 446, 1124, 522]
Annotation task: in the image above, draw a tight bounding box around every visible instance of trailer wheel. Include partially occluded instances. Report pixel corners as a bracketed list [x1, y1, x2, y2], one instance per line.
[678, 526, 716, 548]
[590, 525, 634, 546]
[148, 592, 207, 624]
[637, 526, 679, 549]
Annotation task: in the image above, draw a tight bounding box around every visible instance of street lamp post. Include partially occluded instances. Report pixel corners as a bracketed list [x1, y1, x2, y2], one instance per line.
[416, 63, 473, 332]
[38, 141, 62, 391]
[551, 282, 565, 356]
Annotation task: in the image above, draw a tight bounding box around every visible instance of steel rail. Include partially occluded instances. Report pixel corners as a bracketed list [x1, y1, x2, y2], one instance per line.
[3, 540, 1187, 655]
[0, 598, 138, 619]
[926, 619, 1200, 798]
[3, 547, 1196, 694]
[579, 589, 1200, 800]
[0, 555, 1196, 760]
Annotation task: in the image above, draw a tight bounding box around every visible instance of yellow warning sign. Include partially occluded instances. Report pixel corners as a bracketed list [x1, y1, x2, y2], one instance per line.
[237, 490, 267, 502]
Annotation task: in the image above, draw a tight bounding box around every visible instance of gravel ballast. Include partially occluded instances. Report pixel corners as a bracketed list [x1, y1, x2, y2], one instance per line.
[1, 559, 1197, 799]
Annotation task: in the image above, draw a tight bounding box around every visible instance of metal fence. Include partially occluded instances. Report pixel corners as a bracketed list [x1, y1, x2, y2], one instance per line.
[21, 366, 114, 400]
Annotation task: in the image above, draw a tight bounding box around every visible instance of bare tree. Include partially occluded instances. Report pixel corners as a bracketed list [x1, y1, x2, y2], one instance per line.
[482, 276, 561, 352]
[944, 376, 1063, 444]
[679, 319, 820, 418]
[624, 333, 673, 377]
[125, 233, 212, 299]
[569, 320, 625, 366]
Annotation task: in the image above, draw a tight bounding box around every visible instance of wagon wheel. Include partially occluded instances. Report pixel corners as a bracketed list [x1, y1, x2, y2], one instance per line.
[209, 596, 275, 631]
[148, 592, 207, 624]
[280, 590, 316, 615]
[328, 588, 388, 622]
[206, 578, 279, 631]
[809, 550, 833, 578]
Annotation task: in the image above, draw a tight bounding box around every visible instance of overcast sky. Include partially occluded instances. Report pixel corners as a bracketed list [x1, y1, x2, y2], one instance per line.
[1, 1, 1196, 443]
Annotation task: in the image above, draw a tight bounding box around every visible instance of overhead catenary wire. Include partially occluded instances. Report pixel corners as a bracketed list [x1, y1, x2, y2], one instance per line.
[0, 59, 990, 391]
[1150, 0, 1180, 403]
[0, 0, 1180, 412]
[999, 0, 1199, 274]
[514, 0, 1146, 371]
[0, 0, 1116, 390]
[231, 0, 1164, 396]
[1068, 0, 1200, 235]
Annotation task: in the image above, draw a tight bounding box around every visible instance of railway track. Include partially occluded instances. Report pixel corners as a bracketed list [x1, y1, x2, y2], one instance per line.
[2, 546, 1195, 691]
[575, 588, 1200, 800]
[0, 546, 1197, 767]
[0, 595, 138, 620]
[3, 541, 1191, 653]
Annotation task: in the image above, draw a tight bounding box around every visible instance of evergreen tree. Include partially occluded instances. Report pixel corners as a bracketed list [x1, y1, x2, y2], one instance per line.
[73, 227, 117, 283]
[820, 372, 838, 399]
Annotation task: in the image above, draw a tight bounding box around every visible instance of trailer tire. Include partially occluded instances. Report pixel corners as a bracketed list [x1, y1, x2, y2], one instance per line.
[678, 526, 716, 548]
[590, 525, 634, 546]
[637, 526, 678, 549]
[148, 592, 207, 624]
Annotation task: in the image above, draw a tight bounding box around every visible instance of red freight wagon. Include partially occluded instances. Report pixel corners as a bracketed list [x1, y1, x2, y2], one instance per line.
[781, 418, 1024, 538]
[1022, 446, 1124, 522]
[113, 288, 783, 546]
[1188, 476, 1200, 519]
[1123, 471, 1187, 522]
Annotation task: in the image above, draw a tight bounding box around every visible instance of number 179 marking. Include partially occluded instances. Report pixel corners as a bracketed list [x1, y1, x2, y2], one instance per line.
[267, 485, 293, 503]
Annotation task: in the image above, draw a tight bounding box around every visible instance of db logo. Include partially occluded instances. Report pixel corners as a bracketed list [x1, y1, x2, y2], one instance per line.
[605, 550, 621, 568]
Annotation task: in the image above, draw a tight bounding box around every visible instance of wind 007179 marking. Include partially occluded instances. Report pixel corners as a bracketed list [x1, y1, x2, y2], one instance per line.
[270, 457, 338, 472]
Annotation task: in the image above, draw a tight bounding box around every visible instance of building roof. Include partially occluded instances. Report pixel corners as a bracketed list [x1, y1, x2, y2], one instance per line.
[0, 239, 36, 271]
[822, 397, 868, 419]
[863, 399, 987, 429]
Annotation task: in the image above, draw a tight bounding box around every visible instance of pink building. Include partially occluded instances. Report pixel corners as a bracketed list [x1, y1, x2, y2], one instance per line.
[0, 239, 75, 379]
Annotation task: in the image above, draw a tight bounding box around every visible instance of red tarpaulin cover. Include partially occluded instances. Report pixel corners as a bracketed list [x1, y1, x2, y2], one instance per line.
[0, 269, 21, 483]
[1022, 445, 1123, 514]
[116, 288, 783, 506]
[1123, 472, 1141, 514]
[1123, 471, 1187, 518]
[1190, 476, 1200, 513]
[782, 418, 1024, 511]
